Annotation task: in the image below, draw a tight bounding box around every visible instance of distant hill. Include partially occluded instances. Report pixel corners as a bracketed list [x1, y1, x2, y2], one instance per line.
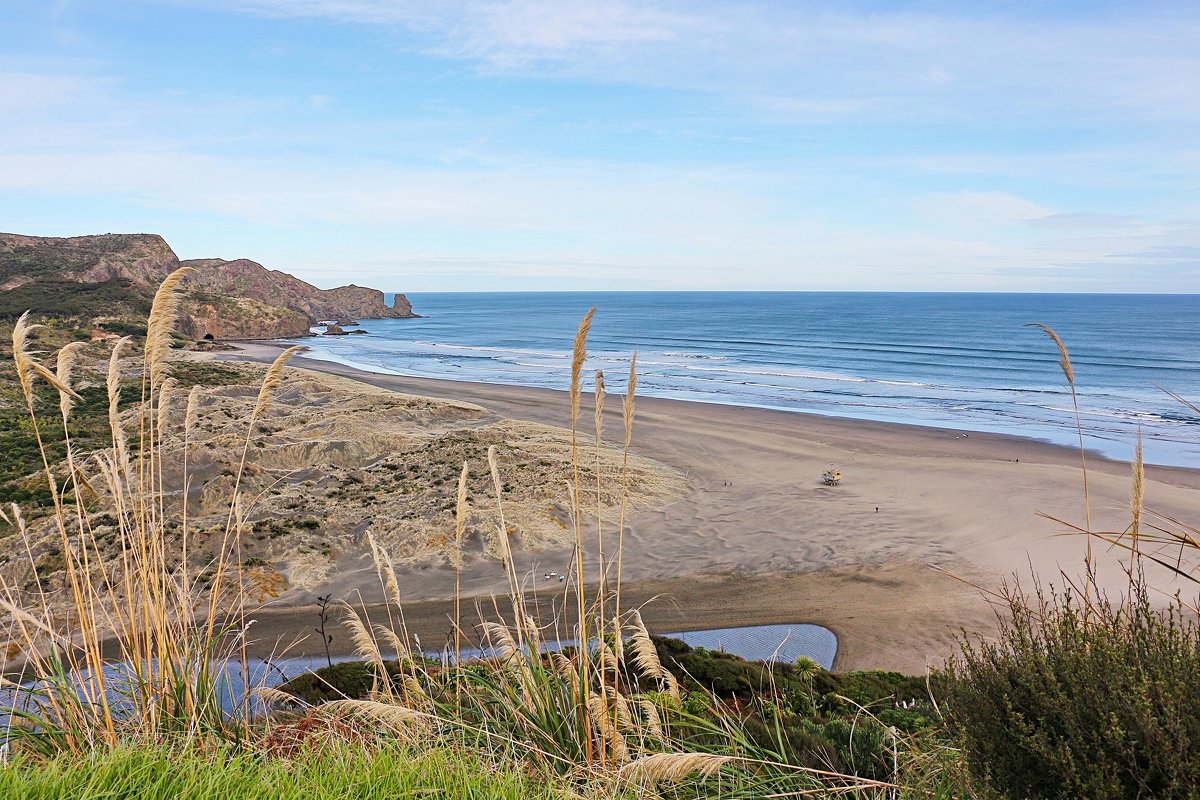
[0, 232, 416, 339]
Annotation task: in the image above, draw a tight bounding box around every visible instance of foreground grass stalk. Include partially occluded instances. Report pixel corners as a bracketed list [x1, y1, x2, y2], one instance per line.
[614, 352, 637, 627]
[567, 307, 596, 765]
[1027, 324, 1093, 591]
[453, 460, 468, 695]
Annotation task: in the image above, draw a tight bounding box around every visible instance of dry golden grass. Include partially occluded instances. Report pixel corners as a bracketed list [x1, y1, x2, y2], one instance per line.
[1, 266, 267, 750]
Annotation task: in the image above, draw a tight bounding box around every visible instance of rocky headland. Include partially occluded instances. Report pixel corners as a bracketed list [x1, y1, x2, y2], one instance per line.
[0, 232, 416, 339]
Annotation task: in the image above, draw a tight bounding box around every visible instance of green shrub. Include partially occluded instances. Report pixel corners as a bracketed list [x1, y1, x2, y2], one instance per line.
[0, 278, 148, 319]
[280, 660, 379, 704]
[100, 319, 148, 336]
[167, 361, 246, 387]
[942, 580, 1200, 799]
[279, 659, 422, 705]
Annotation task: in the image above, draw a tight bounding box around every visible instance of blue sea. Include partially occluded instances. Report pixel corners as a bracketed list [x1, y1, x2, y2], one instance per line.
[288, 292, 1200, 468]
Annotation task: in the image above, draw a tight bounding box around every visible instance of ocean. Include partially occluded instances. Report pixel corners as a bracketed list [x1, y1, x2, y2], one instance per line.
[287, 292, 1200, 468]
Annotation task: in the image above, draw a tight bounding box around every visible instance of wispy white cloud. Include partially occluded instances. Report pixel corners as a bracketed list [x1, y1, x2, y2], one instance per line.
[226, 0, 446, 27]
[0, 70, 116, 114]
[208, 0, 1200, 124]
[913, 191, 1053, 227]
[452, 0, 695, 64]
[1026, 213, 1142, 231]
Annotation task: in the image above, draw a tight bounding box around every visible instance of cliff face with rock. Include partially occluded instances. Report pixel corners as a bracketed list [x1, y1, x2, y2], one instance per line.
[0, 232, 417, 339]
[178, 296, 314, 340]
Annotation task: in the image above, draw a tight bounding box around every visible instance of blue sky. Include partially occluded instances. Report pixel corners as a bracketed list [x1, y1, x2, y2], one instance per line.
[2, 1, 1198, 291]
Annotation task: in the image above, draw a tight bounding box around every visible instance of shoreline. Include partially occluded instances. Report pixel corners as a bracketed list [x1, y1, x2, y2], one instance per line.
[255, 316, 1200, 470]
[214, 341, 1200, 674]
[226, 338, 1198, 484]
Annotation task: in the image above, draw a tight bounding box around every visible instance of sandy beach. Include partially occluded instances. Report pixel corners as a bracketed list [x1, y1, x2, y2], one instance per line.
[218, 342, 1200, 674]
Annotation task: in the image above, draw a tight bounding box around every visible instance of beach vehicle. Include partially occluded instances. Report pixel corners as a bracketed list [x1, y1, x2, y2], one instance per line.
[822, 469, 842, 486]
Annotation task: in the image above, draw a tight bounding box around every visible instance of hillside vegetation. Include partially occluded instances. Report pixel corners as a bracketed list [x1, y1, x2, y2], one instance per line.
[0, 231, 414, 336]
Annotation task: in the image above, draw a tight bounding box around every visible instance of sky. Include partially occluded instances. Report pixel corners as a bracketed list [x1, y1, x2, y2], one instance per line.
[1, 1, 1198, 292]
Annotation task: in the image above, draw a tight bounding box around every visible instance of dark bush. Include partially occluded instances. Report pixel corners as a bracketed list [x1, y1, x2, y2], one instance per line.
[0, 278, 148, 319]
[942, 580, 1200, 799]
[280, 661, 379, 704]
[738, 714, 845, 774]
[279, 658, 431, 705]
[100, 319, 148, 336]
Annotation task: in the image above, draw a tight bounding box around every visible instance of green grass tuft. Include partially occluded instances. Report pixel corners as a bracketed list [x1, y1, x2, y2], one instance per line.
[0, 744, 571, 800]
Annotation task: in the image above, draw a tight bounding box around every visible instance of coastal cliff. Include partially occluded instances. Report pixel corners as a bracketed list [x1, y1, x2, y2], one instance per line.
[0, 232, 417, 338]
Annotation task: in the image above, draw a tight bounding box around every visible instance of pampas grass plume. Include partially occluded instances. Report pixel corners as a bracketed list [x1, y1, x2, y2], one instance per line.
[1026, 322, 1075, 387]
[252, 345, 302, 421]
[255, 686, 303, 707]
[184, 386, 200, 437]
[569, 308, 597, 430]
[54, 341, 87, 421]
[1131, 432, 1144, 539]
[156, 377, 178, 436]
[480, 621, 519, 664]
[626, 609, 667, 682]
[145, 267, 194, 388]
[106, 336, 132, 465]
[594, 370, 605, 441]
[453, 461, 468, 569]
[320, 699, 427, 733]
[11, 312, 78, 405]
[620, 752, 732, 784]
[342, 602, 388, 680]
[624, 352, 637, 448]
